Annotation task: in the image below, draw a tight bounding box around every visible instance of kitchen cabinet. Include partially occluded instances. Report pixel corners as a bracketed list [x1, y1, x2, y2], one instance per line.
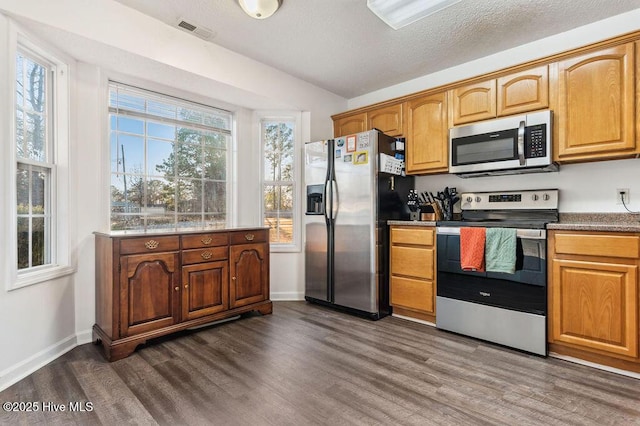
[93, 228, 272, 361]
[404, 92, 449, 175]
[452, 65, 549, 125]
[181, 233, 230, 321]
[552, 43, 638, 162]
[367, 103, 403, 137]
[548, 231, 640, 371]
[333, 112, 367, 137]
[389, 225, 436, 323]
[229, 230, 270, 308]
[333, 105, 403, 138]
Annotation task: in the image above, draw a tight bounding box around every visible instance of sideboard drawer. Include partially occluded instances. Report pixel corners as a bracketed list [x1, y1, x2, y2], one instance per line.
[120, 236, 180, 254]
[230, 229, 268, 245]
[182, 247, 229, 264]
[182, 233, 229, 249]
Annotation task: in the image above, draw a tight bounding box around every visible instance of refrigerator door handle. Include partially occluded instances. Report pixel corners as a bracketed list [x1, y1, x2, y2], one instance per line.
[330, 180, 338, 220]
[323, 182, 330, 222]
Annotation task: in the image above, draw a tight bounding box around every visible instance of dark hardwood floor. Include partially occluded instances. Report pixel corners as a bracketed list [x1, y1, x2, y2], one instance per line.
[2, 301, 640, 425]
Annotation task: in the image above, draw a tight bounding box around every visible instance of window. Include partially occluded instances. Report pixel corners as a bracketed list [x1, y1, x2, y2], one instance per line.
[108, 83, 233, 231]
[9, 36, 72, 289]
[262, 119, 297, 247]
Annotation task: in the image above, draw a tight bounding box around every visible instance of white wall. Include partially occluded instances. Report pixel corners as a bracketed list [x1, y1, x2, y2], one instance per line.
[348, 9, 640, 214]
[0, 0, 347, 391]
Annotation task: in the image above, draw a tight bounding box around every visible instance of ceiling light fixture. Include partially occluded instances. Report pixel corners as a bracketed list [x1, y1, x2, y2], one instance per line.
[238, 0, 282, 20]
[367, 0, 462, 30]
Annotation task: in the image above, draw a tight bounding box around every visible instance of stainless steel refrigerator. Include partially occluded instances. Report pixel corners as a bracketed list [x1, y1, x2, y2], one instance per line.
[304, 130, 414, 319]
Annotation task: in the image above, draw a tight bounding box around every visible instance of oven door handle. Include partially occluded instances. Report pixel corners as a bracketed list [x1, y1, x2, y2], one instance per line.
[517, 120, 526, 165]
[437, 227, 546, 239]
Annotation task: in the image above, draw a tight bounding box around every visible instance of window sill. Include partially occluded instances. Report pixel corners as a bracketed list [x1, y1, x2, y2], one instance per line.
[10, 265, 76, 291]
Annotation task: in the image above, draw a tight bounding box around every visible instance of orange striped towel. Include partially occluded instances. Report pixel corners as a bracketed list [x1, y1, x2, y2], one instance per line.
[460, 227, 486, 272]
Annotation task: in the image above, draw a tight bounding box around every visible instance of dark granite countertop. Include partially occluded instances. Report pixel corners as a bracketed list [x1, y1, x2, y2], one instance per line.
[547, 213, 640, 232]
[389, 213, 640, 232]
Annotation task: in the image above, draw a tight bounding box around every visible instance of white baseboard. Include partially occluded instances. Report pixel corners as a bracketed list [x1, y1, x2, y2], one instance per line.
[0, 334, 78, 392]
[549, 352, 640, 380]
[75, 328, 93, 345]
[270, 292, 304, 301]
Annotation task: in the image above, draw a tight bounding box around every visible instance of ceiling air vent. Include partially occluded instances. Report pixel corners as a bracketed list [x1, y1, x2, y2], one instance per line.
[176, 18, 214, 41]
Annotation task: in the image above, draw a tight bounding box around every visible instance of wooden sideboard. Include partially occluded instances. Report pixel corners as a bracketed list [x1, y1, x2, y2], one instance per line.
[93, 227, 272, 361]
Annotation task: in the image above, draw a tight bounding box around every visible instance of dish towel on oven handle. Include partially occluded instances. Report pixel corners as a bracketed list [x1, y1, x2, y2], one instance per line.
[460, 227, 486, 272]
[485, 227, 517, 274]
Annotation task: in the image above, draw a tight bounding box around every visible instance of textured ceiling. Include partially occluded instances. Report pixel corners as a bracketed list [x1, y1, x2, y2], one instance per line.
[50, 1, 640, 99]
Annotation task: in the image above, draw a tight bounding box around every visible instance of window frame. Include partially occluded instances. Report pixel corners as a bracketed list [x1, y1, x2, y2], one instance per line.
[107, 81, 235, 232]
[5, 26, 74, 290]
[259, 112, 302, 253]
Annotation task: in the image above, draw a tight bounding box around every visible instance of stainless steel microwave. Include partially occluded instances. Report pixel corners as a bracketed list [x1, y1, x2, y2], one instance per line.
[449, 110, 557, 177]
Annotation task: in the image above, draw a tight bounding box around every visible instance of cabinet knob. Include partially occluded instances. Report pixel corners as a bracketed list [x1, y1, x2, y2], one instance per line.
[201, 237, 212, 245]
[184, 284, 189, 289]
[232, 276, 236, 281]
[201, 251, 213, 260]
[174, 286, 179, 291]
[245, 233, 254, 241]
[145, 240, 159, 250]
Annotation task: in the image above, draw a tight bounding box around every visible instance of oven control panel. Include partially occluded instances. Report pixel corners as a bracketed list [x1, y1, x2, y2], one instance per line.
[460, 189, 558, 211]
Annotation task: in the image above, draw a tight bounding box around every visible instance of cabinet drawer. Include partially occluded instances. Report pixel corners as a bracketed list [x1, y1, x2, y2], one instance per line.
[230, 229, 268, 245]
[391, 276, 434, 313]
[120, 236, 180, 254]
[391, 227, 434, 246]
[554, 233, 640, 259]
[182, 233, 228, 249]
[391, 246, 434, 279]
[182, 247, 228, 265]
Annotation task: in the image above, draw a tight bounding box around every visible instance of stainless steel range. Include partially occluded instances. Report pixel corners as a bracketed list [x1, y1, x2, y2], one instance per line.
[436, 189, 559, 356]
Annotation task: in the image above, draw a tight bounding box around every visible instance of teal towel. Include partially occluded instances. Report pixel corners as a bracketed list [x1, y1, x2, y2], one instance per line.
[485, 228, 517, 274]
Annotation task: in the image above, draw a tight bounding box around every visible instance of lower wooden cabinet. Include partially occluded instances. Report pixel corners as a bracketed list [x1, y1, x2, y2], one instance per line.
[93, 228, 272, 361]
[389, 225, 436, 322]
[548, 230, 640, 372]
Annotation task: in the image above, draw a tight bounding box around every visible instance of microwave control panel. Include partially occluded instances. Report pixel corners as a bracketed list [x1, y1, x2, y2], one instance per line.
[525, 124, 546, 158]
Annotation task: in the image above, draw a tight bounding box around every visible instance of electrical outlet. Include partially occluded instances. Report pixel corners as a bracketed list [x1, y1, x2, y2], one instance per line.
[616, 188, 630, 205]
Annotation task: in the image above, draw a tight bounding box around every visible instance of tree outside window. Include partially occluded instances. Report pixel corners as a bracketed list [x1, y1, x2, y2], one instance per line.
[263, 121, 295, 244]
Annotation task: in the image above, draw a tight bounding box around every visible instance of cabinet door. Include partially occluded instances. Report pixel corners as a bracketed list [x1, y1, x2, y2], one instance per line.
[333, 113, 367, 137]
[452, 80, 496, 125]
[367, 104, 403, 137]
[497, 65, 549, 116]
[120, 252, 180, 337]
[405, 92, 448, 174]
[550, 258, 638, 358]
[182, 261, 228, 321]
[554, 43, 636, 162]
[229, 243, 269, 308]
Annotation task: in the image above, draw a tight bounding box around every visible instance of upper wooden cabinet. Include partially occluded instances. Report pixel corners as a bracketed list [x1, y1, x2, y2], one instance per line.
[333, 112, 367, 137]
[404, 92, 449, 175]
[553, 43, 638, 162]
[497, 65, 549, 116]
[452, 65, 549, 125]
[367, 103, 403, 137]
[333, 104, 403, 138]
[452, 80, 496, 125]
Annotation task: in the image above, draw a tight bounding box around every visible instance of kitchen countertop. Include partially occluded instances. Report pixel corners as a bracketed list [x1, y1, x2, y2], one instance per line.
[389, 213, 640, 232]
[548, 213, 640, 232]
